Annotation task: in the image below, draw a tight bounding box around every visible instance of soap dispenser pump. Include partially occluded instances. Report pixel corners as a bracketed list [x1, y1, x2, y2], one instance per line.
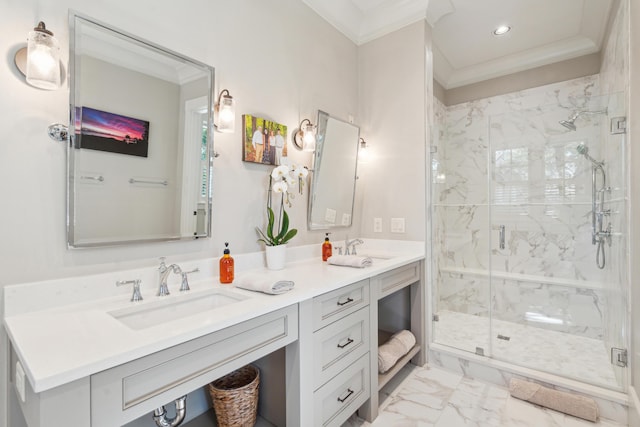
[322, 233, 332, 261]
[219, 242, 234, 284]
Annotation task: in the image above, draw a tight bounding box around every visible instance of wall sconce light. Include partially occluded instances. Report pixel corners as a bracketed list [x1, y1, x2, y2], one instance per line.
[14, 22, 61, 90]
[293, 118, 316, 152]
[358, 137, 370, 162]
[214, 89, 235, 133]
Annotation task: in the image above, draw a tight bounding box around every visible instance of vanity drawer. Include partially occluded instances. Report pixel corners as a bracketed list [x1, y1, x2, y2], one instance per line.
[377, 261, 420, 298]
[313, 279, 369, 331]
[90, 304, 298, 427]
[313, 307, 369, 389]
[314, 353, 370, 427]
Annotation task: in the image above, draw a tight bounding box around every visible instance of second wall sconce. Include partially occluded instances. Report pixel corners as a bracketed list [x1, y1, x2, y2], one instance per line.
[14, 22, 61, 90]
[293, 118, 316, 152]
[214, 89, 235, 133]
[358, 137, 370, 162]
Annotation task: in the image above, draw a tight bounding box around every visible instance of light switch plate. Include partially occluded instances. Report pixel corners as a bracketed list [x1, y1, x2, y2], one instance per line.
[391, 217, 405, 233]
[373, 217, 382, 233]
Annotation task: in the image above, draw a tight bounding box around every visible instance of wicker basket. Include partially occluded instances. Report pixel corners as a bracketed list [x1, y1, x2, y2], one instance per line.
[208, 365, 260, 427]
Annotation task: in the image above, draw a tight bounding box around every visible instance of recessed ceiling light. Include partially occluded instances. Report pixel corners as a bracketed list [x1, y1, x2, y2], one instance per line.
[493, 25, 511, 36]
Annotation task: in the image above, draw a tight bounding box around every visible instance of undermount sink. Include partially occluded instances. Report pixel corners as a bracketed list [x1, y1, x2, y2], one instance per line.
[108, 289, 249, 330]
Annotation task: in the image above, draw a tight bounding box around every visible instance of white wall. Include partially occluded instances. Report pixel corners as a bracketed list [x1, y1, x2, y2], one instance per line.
[0, 1, 359, 425]
[357, 20, 428, 242]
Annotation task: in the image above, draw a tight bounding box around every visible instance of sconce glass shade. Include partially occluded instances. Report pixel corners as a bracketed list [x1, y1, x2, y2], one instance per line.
[293, 118, 316, 152]
[301, 123, 316, 152]
[214, 89, 235, 133]
[26, 22, 60, 90]
[358, 138, 369, 162]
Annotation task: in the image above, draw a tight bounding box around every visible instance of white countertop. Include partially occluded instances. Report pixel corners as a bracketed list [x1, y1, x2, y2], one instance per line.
[3, 240, 424, 393]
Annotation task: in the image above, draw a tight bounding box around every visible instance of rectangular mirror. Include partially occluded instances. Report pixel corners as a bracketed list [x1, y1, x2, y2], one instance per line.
[308, 111, 360, 230]
[68, 12, 214, 247]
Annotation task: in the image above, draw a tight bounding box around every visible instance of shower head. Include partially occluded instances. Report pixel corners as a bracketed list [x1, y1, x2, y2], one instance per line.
[576, 143, 603, 167]
[559, 108, 608, 131]
[559, 119, 577, 131]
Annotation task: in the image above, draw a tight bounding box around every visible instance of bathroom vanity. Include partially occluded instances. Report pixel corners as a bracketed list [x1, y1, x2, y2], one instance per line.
[4, 241, 425, 426]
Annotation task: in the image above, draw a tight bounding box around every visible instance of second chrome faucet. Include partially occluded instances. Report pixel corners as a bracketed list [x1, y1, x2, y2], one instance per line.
[157, 257, 199, 296]
[158, 257, 182, 296]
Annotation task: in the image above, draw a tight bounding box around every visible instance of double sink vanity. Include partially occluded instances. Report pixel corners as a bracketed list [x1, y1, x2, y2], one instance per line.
[4, 240, 425, 427]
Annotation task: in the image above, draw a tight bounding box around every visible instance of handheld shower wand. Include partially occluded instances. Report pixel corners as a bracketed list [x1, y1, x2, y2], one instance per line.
[576, 143, 609, 269]
[576, 143, 603, 167]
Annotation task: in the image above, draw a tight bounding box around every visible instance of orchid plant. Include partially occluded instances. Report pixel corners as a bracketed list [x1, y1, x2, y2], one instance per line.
[256, 164, 309, 246]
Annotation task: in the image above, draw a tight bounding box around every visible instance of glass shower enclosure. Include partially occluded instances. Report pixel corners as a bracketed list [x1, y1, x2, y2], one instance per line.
[430, 90, 628, 391]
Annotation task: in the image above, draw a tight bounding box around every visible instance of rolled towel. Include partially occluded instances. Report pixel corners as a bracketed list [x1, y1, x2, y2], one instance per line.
[327, 255, 372, 268]
[234, 273, 294, 295]
[509, 378, 599, 422]
[378, 330, 416, 374]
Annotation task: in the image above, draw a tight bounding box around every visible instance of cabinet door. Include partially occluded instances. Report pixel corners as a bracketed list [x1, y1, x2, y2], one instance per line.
[91, 304, 298, 426]
[314, 353, 370, 427]
[313, 307, 369, 389]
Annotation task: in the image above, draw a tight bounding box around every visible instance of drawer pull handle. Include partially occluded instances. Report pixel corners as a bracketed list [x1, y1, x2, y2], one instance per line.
[337, 388, 354, 403]
[337, 338, 354, 349]
[337, 297, 354, 306]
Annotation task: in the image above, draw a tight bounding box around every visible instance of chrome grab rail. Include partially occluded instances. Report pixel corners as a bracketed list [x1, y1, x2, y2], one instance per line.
[129, 178, 168, 186]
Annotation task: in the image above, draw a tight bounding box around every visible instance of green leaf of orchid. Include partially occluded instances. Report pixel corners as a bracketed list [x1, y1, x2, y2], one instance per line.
[276, 209, 290, 241]
[280, 228, 298, 245]
[266, 207, 275, 241]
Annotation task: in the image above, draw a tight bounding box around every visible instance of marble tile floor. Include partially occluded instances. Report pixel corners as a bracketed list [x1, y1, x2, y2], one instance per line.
[432, 310, 618, 389]
[342, 364, 625, 427]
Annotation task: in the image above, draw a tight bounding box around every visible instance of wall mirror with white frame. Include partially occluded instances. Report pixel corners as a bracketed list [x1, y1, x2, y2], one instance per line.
[308, 110, 360, 230]
[68, 11, 214, 248]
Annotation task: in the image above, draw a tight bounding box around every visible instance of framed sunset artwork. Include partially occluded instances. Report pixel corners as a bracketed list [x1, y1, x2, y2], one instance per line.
[77, 107, 150, 157]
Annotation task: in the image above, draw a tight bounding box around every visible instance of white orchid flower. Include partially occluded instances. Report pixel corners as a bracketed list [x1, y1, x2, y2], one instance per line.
[294, 166, 308, 179]
[282, 174, 297, 187]
[272, 180, 289, 193]
[271, 165, 290, 181]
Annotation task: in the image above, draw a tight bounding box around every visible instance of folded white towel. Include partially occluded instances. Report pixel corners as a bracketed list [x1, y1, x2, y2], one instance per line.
[234, 273, 295, 295]
[327, 255, 372, 268]
[378, 330, 416, 374]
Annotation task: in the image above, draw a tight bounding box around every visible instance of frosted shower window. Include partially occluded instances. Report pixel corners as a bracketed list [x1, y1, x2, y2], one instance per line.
[544, 144, 579, 203]
[493, 147, 529, 205]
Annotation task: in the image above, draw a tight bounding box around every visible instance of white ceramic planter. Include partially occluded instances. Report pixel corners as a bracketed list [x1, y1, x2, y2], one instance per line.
[265, 244, 287, 270]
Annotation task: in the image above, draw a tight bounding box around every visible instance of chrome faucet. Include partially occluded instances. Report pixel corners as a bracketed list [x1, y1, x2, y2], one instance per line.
[344, 237, 364, 255]
[158, 257, 182, 296]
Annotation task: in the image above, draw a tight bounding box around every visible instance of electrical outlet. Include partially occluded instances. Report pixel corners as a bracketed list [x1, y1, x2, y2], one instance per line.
[324, 208, 337, 224]
[15, 361, 26, 402]
[391, 217, 405, 233]
[374, 217, 382, 233]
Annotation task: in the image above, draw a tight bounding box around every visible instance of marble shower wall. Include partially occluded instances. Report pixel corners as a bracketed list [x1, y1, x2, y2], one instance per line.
[431, 74, 626, 340]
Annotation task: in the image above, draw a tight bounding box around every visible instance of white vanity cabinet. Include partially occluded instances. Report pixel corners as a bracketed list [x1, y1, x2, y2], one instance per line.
[6, 246, 426, 427]
[11, 305, 298, 427]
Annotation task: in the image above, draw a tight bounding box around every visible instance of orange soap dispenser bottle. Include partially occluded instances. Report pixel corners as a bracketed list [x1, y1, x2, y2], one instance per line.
[322, 233, 332, 261]
[219, 242, 234, 284]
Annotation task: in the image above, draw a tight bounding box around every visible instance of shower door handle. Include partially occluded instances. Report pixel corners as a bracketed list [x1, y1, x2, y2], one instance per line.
[499, 225, 505, 249]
